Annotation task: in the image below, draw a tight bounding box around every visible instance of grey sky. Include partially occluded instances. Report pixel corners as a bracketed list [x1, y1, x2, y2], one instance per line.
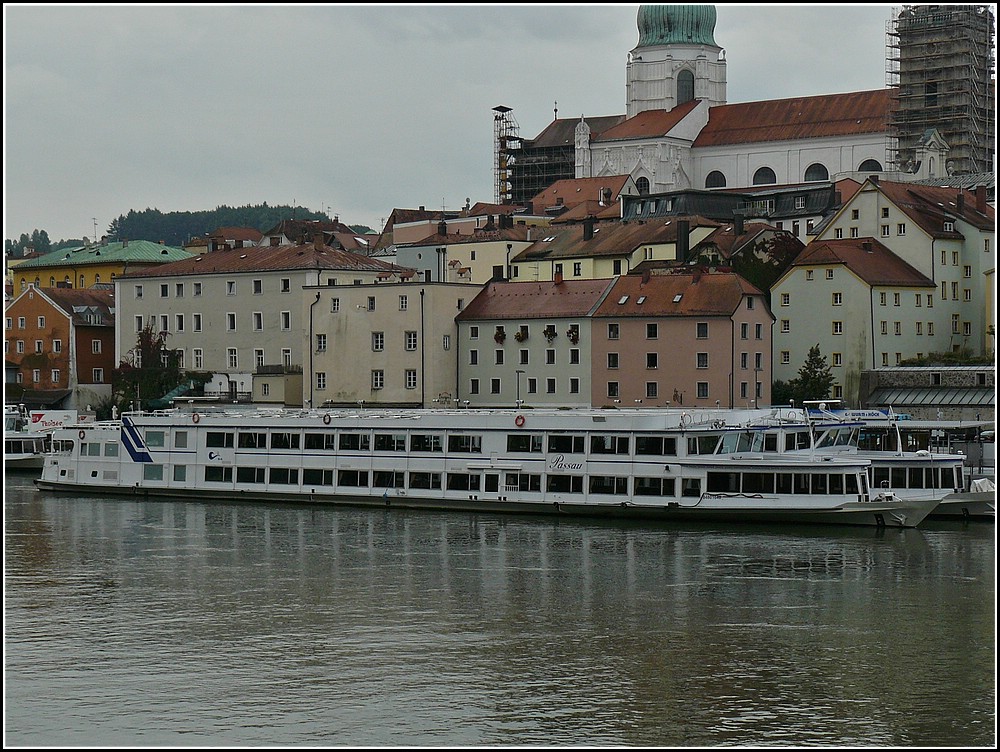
[4, 3, 895, 243]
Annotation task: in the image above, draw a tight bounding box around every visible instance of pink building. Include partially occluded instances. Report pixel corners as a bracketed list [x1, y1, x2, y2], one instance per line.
[591, 270, 773, 408]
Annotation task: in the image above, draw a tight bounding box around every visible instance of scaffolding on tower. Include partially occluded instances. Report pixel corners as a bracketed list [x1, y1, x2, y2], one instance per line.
[493, 105, 521, 204]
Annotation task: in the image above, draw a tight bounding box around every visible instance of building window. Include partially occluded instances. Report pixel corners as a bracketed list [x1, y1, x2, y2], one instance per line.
[405, 331, 418, 351]
[228, 348, 238, 368]
[372, 332, 385, 352]
[752, 166, 776, 185]
[316, 372, 327, 390]
[372, 370, 385, 390]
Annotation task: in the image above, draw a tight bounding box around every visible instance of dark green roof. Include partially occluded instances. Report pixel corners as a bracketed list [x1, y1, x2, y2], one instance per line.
[16, 240, 192, 269]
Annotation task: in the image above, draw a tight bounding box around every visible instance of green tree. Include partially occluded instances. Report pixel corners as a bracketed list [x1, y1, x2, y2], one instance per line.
[111, 323, 188, 414]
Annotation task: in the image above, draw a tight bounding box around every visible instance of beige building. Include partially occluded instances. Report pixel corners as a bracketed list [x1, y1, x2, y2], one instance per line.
[304, 281, 475, 408]
[114, 240, 409, 404]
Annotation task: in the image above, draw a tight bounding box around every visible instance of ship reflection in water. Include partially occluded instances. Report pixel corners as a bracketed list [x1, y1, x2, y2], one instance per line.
[4, 478, 995, 747]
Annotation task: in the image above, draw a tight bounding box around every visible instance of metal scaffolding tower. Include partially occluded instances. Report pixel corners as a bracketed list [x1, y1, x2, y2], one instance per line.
[493, 106, 520, 204]
[886, 4, 996, 175]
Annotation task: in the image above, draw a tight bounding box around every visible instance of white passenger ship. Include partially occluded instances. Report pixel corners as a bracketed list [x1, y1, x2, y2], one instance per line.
[35, 406, 938, 528]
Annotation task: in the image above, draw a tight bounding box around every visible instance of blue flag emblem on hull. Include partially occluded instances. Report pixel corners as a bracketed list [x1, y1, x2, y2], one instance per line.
[121, 417, 153, 463]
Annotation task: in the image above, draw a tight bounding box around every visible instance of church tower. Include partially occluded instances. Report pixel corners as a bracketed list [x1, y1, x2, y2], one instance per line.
[626, 5, 727, 118]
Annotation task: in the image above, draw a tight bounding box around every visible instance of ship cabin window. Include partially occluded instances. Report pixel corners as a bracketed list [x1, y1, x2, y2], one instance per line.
[548, 434, 585, 454]
[339, 433, 371, 451]
[238, 432, 268, 449]
[589, 476, 628, 495]
[143, 465, 164, 481]
[205, 466, 234, 482]
[237, 467, 266, 484]
[448, 434, 482, 453]
[508, 434, 543, 453]
[590, 435, 629, 454]
[447, 473, 481, 491]
[687, 435, 720, 455]
[338, 470, 369, 487]
[410, 434, 443, 452]
[373, 471, 405, 488]
[504, 473, 541, 492]
[634, 477, 676, 496]
[547, 475, 584, 493]
[784, 431, 811, 451]
[271, 432, 301, 450]
[144, 431, 166, 448]
[269, 468, 299, 485]
[635, 436, 677, 455]
[303, 469, 335, 486]
[374, 433, 406, 452]
[206, 432, 235, 448]
[409, 472, 442, 490]
[305, 433, 337, 450]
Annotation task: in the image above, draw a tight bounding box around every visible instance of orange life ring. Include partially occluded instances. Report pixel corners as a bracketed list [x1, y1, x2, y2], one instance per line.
[78, 429, 86, 440]
[323, 413, 332, 425]
[514, 414, 526, 427]
[192, 413, 201, 424]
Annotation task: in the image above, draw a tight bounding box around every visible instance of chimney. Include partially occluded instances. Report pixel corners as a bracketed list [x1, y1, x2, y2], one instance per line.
[677, 219, 690, 259]
[554, 271, 564, 285]
[957, 192, 965, 213]
[975, 185, 987, 213]
[583, 216, 595, 241]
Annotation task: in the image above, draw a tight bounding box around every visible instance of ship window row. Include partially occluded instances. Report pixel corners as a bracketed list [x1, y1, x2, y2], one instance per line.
[871, 466, 961, 490]
[707, 471, 862, 495]
[169, 465, 866, 500]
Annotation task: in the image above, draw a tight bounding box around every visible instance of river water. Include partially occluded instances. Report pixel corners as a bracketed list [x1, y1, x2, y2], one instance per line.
[4, 471, 995, 747]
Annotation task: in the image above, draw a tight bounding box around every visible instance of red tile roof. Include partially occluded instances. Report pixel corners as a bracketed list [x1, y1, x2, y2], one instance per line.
[528, 175, 633, 212]
[693, 89, 892, 147]
[791, 237, 935, 287]
[456, 279, 616, 321]
[593, 99, 702, 142]
[116, 242, 407, 279]
[594, 271, 762, 318]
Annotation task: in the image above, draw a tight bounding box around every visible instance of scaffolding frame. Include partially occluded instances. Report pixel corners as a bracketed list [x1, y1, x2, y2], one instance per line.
[886, 4, 996, 175]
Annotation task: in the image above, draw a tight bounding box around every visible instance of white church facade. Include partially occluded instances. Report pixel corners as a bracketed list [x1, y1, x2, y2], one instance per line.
[573, 5, 950, 194]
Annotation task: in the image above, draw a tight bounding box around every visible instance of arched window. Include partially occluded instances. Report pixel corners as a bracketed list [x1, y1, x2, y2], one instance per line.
[752, 167, 776, 185]
[705, 171, 726, 188]
[677, 69, 695, 105]
[804, 163, 829, 181]
[858, 158, 882, 172]
[636, 176, 650, 195]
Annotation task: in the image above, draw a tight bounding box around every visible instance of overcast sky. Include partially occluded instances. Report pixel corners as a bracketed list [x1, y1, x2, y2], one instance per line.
[4, 3, 896, 243]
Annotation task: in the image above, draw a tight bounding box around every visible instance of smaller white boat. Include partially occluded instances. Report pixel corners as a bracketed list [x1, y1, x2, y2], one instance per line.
[4, 405, 49, 471]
